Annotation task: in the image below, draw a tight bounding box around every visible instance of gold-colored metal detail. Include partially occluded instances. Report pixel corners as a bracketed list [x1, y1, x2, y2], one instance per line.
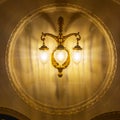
[39, 45, 49, 50]
[73, 33, 82, 50]
[39, 16, 82, 77]
[51, 45, 70, 77]
[73, 45, 82, 50]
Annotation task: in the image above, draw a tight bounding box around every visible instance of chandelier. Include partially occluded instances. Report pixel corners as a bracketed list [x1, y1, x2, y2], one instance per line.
[39, 16, 82, 77]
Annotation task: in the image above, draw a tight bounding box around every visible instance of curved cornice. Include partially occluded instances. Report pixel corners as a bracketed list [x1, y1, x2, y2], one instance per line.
[91, 111, 120, 120]
[0, 107, 30, 120]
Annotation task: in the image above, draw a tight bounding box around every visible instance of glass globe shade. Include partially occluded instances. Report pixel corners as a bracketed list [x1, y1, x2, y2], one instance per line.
[54, 49, 68, 65]
[39, 50, 49, 64]
[72, 50, 82, 64]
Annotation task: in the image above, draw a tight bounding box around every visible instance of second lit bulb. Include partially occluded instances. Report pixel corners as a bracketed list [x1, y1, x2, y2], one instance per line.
[54, 49, 68, 65]
[72, 50, 82, 64]
[39, 50, 49, 64]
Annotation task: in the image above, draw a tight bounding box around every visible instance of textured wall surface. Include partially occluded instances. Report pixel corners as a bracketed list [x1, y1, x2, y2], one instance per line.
[0, 0, 120, 120]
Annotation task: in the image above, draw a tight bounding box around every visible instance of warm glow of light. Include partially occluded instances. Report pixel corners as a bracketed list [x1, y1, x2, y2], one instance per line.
[72, 50, 82, 64]
[39, 50, 49, 64]
[54, 49, 68, 64]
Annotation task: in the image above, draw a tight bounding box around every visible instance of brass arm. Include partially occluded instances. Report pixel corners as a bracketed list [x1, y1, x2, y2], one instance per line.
[63, 32, 81, 42]
[41, 32, 58, 41]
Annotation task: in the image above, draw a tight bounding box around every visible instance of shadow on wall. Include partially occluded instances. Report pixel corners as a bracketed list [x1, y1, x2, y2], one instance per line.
[91, 111, 120, 120]
[0, 107, 30, 120]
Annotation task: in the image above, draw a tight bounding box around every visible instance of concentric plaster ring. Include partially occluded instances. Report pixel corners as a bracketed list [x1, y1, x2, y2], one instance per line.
[5, 4, 117, 114]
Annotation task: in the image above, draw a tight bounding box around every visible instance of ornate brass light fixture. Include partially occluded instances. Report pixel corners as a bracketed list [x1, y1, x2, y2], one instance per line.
[39, 16, 82, 77]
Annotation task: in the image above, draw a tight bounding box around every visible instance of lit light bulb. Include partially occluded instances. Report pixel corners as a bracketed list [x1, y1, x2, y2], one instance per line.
[54, 49, 68, 65]
[39, 50, 49, 64]
[72, 50, 82, 64]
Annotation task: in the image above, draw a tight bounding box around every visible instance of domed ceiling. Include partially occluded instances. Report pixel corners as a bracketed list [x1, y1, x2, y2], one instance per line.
[0, 0, 120, 120]
[6, 5, 116, 114]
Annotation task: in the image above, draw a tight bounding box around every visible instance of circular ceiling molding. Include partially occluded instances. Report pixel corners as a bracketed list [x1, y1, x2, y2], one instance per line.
[6, 4, 117, 114]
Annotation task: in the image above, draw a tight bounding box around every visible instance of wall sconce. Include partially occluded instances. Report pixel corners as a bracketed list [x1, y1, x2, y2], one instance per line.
[39, 16, 82, 77]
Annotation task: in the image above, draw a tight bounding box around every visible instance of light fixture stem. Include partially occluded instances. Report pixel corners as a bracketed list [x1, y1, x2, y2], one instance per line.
[77, 40, 79, 45]
[58, 16, 64, 43]
[43, 40, 45, 45]
[76, 32, 81, 45]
